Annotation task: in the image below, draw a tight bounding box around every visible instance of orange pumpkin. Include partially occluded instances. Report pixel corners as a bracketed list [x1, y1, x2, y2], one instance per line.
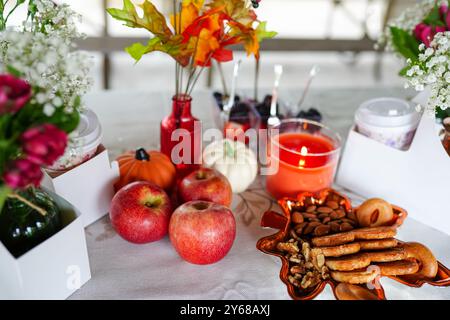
[115, 148, 176, 192]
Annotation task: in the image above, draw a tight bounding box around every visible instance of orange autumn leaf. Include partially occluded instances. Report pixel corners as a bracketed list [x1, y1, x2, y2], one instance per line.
[170, 0, 205, 33]
[182, 7, 224, 39]
[208, 0, 257, 25]
[183, 8, 236, 66]
[228, 20, 260, 58]
[191, 29, 220, 65]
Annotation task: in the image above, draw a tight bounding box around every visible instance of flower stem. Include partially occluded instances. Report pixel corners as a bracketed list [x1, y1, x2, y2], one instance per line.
[178, 1, 183, 95]
[8, 193, 47, 216]
[4, 0, 23, 26]
[254, 58, 260, 102]
[173, 0, 179, 96]
[184, 27, 202, 96]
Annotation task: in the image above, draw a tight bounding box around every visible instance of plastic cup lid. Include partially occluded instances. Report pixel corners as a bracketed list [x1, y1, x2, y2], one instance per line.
[355, 97, 421, 128]
[70, 108, 103, 150]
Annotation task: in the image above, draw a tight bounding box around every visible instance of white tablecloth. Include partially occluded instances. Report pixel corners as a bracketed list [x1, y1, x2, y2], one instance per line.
[69, 88, 450, 300]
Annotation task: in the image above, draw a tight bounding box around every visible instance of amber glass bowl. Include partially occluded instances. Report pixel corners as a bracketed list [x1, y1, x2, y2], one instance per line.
[256, 189, 450, 300]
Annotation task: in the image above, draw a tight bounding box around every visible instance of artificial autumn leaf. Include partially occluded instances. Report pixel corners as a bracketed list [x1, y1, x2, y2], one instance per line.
[212, 47, 233, 64]
[107, 0, 172, 40]
[126, 35, 192, 66]
[182, 7, 224, 40]
[256, 21, 277, 42]
[208, 0, 257, 25]
[171, 0, 205, 33]
[189, 29, 220, 66]
[228, 20, 260, 58]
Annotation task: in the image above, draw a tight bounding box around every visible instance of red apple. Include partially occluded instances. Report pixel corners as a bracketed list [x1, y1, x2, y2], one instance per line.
[169, 201, 236, 265]
[110, 181, 172, 244]
[178, 167, 232, 207]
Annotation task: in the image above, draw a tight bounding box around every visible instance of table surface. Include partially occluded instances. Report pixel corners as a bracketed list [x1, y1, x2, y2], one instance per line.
[69, 88, 450, 300]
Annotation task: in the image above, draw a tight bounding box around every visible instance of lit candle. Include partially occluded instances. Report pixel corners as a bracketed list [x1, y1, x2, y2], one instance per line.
[298, 146, 307, 168]
[266, 120, 341, 199]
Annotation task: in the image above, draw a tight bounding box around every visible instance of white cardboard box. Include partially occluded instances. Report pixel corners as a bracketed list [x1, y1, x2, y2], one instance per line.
[0, 191, 91, 299]
[336, 102, 450, 235]
[41, 145, 119, 227]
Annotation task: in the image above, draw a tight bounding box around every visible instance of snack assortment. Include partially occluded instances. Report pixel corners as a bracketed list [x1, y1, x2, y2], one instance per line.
[257, 189, 450, 300]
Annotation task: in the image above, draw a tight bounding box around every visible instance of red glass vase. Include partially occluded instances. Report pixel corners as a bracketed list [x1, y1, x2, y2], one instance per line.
[160, 94, 201, 177]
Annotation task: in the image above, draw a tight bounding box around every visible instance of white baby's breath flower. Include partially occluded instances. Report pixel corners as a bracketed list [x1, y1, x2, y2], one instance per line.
[53, 96, 63, 107]
[0, 0, 92, 113]
[43, 104, 56, 116]
[404, 32, 450, 114]
[426, 74, 437, 84]
[424, 48, 434, 57]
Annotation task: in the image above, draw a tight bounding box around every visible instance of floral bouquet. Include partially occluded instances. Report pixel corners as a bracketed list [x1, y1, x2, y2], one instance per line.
[380, 0, 449, 118]
[107, 0, 276, 96]
[0, 0, 92, 255]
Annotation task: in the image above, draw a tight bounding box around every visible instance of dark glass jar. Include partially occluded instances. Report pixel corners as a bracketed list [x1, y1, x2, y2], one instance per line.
[0, 188, 62, 258]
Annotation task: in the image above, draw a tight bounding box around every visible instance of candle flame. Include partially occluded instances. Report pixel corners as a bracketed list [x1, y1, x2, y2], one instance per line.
[300, 146, 308, 155]
[298, 146, 308, 168]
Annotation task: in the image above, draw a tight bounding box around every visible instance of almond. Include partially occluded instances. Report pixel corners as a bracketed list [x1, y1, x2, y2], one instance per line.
[326, 201, 339, 209]
[341, 218, 357, 226]
[292, 212, 304, 224]
[294, 222, 308, 235]
[340, 222, 354, 232]
[314, 225, 331, 236]
[317, 206, 333, 214]
[330, 211, 339, 220]
[302, 212, 318, 219]
[318, 213, 329, 219]
[330, 221, 341, 233]
[322, 216, 331, 224]
[335, 209, 346, 219]
[303, 223, 316, 235]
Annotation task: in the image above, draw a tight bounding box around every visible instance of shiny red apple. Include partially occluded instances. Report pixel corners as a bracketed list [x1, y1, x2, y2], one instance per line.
[178, 167, 232, 207]
[169, 201, 236, 265]
[110, 181, 172, 244]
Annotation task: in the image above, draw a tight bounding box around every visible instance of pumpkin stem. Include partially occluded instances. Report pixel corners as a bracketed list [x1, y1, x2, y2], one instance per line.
[135, 148, 150, 161]
[224, 140, 236, 159]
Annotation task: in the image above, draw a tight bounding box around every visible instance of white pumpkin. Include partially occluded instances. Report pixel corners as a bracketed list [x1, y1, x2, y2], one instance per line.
[202, 139, 258, 193]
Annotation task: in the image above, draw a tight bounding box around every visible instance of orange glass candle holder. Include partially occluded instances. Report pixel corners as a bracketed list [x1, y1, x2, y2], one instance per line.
[266, 119, 341, 199]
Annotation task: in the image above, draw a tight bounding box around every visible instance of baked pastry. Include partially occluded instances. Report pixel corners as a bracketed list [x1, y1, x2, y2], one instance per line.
[312, 226, 396, 247]
[330, 268, 379, 284]
[334, 283, 380, 300]
[356, 198, 394, 227]
[376, 259, 420, 276]
[326, 253, 371, 271]
[401, 242, 438, 279]
[365, 247, 407, 263]
[317, 242, 361, 257]
[325, 248, 407, 271]
[312, 232, 355, 247]
[358, 239, 398, 250]
[353, 227, 397, 240]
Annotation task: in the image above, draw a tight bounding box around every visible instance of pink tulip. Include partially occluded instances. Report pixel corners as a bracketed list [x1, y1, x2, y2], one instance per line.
[442, 5, 450, 28]
[0, 74, 31, 115]
[3, 158, 43, 189]
[21, 124, 68, 166]
[414, 23, 446, 47]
